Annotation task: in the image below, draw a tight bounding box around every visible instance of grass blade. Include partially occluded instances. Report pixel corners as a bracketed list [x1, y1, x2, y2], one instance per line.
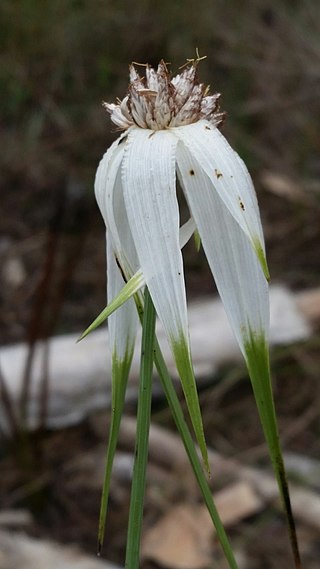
[124, 287, 156, 569]
[244, 331, 301, 569]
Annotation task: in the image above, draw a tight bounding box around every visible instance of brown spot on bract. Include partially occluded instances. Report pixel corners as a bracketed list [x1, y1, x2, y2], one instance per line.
[239, 198, 245, 211]
[118, 135, 128, 146]
[189, 169, 195, 176]
[214, 168, 223, 179]
[114, 255, 128, 283]
[205, 125, 211, 130]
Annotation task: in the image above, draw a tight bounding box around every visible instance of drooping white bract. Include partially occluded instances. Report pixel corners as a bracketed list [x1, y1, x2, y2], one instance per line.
[94, 60, 270, 466]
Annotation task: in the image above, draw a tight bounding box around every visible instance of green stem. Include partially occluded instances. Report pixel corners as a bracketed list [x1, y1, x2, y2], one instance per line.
[133, 295, 239, 569]
[153, 338, 239, 569]
[245, 334, 301, 569]
[97, 352, 132, 554]
[124, 288, 156, 569]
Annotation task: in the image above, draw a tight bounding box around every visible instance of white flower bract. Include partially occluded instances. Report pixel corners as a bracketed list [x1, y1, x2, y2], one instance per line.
[94, 59, 270, 459]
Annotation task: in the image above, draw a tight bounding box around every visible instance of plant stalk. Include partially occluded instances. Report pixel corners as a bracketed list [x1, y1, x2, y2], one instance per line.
[133, 294, 239, 569]
[124, 287, 156, 569]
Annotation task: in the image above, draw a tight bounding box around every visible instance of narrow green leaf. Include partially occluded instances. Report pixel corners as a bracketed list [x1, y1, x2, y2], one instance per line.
[193, 228, 201, 252]
[77, 270, 144, 341]
[154, 338, 238, 569]
[253, 237, 270, 282]
[133, 295, 239, 569]
[125, 287, 156, 569]
[171, 333, 209, 474]
[244, 331, 301, 569]
[97, 347, 133, 554]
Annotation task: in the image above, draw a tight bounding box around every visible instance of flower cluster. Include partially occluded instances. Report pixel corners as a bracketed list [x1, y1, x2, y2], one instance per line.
[104, 60, 225, 131]
[94, 59, 270, 461]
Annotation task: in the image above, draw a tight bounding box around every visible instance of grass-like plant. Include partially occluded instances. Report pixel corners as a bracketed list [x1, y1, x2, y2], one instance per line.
[80, 55, 302, 569]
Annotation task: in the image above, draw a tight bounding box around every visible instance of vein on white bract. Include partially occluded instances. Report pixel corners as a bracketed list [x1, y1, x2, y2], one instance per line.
[94, 58, 270, 466]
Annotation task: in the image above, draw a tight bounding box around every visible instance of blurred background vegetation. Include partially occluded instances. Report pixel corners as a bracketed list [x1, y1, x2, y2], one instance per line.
[1, 2, 320, 567]
[1, 0, 319, 342]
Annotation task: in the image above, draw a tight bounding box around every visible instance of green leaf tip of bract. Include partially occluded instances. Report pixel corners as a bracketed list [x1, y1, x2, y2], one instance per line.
[194, 229, 201, 252]
[77, 270, 144, 342]
[243, 328, 269, 373]
[77, 305, 110, 342]
[243, 328, 274, 441]
[244, 328, 302, 569]
[171, 332, 210, 475]
[253, 238, 270, 282]
[98, 347, 133, 554]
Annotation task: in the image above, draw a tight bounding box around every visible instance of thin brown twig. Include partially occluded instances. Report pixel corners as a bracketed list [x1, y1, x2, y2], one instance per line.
[0, 364, 18, 438]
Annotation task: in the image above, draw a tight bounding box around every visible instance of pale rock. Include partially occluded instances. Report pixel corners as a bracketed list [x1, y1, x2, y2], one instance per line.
[0, 286, 310, 432]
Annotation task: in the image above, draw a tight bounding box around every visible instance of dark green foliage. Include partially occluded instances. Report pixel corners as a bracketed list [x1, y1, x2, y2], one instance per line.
[1, 0, 319, 190]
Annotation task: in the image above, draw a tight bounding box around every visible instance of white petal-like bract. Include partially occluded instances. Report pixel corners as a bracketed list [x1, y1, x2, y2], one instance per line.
[121, 127, 208, 467]
[177, 141, 269, 352]
[107, 235, 138, 363]
[92, 60, 272, 474]
[121, 127, 188, 344]
[173, 120, 269, 279]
